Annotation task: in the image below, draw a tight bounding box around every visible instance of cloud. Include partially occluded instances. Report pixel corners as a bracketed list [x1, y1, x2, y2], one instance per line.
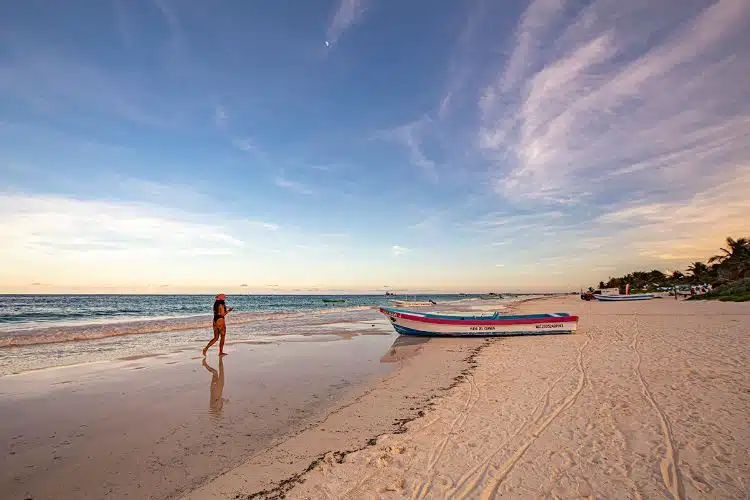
[275, 177, 314, 195]
[469, 210, 565, 235]
[240, 283, 248, 287]
[232, 138, 254, 152]
[326, 0, 369, 47]
[477, 0, 750, 206]
[377, 118, 437, 177]
[591, 171, 750, 263]
[245, 220, 279, 231]
[391, 245, 410, 256]
[0, 194, 282, 264]
[0, 47, 173, 127]
[214, 105, 228, 127]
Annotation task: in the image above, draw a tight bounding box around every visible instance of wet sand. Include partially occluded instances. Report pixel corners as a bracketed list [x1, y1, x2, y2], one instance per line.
[190, 296, 750, 499]
[0, 321, 400, 500]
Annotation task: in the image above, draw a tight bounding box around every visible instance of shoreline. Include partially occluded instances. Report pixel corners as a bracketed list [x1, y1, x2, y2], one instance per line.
[0, 295, 552, 348]
[187, 295, 750, 499]
[182, 299, 534, 499]
[183, 337, 494, 500]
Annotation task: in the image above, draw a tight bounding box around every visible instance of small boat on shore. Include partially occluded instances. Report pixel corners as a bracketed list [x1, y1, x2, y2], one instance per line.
[391, 299, 436, 307]
[593, 294, 654, 301]
[380, 308, 578, 336]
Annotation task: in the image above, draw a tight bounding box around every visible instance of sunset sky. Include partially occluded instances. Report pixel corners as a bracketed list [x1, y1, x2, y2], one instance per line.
[1, 0, 748, 294]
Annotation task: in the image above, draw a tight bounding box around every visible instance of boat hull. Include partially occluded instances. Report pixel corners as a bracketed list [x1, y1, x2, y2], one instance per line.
[391, 300, 434, 307]
[593, 294, 654, 301]
[379, 308, 578, 337]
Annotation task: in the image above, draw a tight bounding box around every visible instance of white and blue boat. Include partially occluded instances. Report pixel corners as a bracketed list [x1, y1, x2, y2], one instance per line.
[379, 308, 578, 337]
[593, 293, 654, 301]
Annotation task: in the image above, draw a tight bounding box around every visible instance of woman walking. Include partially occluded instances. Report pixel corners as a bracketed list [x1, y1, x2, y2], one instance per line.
[203, 293, 233, 356]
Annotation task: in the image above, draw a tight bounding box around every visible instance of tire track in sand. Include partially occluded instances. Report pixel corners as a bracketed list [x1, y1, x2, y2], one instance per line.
[449, 358, 579, 498]
[411, 372, 481, 500]
[630, 316, 684, 500]
[471, 330, 592, 498]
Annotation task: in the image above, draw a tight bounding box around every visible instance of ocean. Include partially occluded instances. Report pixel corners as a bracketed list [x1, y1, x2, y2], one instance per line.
[0, 293, 487, 347]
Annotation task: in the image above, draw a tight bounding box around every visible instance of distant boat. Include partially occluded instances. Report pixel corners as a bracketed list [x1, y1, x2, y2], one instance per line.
[391, 299, 436, 307]
[380, 308, 578, 337]
[593, 294, 654, 301]
[321, 298, 347, 303]
[480, 294, 504, 300]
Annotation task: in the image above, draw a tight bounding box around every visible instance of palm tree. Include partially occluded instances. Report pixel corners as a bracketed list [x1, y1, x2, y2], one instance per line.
[687, 261, 709, 281]
[710, 237, 750, 280]
[709, 237, 749, 264]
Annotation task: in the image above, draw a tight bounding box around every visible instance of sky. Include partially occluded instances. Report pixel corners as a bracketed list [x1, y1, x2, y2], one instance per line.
[1, 0, 749, 294]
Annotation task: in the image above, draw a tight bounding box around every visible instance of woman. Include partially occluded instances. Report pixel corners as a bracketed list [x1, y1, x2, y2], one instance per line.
[203, 293, 233, 356]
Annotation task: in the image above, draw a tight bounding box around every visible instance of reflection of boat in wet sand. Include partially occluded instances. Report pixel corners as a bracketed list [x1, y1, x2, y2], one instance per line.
[379, 335, 430, 363]
[380, 308, 578, 337]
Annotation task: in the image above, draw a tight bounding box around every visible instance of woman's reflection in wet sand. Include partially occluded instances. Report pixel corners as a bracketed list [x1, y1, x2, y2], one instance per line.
[202, 357, 226, 419]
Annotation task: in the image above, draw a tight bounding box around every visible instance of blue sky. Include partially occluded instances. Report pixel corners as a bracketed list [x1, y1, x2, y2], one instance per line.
[1, 0, 749, 293]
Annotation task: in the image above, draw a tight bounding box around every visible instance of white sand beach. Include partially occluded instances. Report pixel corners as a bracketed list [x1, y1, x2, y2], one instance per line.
[188, 296, 750, 499]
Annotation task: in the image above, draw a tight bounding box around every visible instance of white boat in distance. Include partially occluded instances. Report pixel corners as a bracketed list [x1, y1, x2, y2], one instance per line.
[593, 293, 654, 301]
[391, 299, 436, 307]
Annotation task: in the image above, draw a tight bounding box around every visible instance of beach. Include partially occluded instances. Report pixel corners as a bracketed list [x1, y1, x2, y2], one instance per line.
[187, 296, 750, 499]
[2, 296, 748, 499]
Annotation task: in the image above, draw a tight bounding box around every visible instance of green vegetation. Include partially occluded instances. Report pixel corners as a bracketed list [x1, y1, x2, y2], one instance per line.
[690, 278, 750, 302]
[596, 237, 750, 301]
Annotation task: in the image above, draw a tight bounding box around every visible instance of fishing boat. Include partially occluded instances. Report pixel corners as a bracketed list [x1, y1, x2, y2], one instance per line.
[379, 308, 578, 337]
[321, 298, 347, 303]
[593, 293, 654, 301]
[391, 299, 436, 307]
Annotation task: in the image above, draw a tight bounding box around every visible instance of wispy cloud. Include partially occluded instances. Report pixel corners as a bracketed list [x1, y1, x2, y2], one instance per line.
[214, 105, 229, 128]
[477, 0, 750, 207]
[592, 171, 750, 262]
[391, 245, 410, 256]
[245, 220, 279, 231]
[0, 47, 173, 127]
[0, 194, 245, 259]
[274, 177, 314, 195]
[326, 0, 370, 47]
[232, 137, 254, 152]
[377, 118, 437, 177]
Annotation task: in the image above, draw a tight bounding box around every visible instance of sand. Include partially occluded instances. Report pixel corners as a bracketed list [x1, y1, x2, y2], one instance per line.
[189, 296, 750, 499]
